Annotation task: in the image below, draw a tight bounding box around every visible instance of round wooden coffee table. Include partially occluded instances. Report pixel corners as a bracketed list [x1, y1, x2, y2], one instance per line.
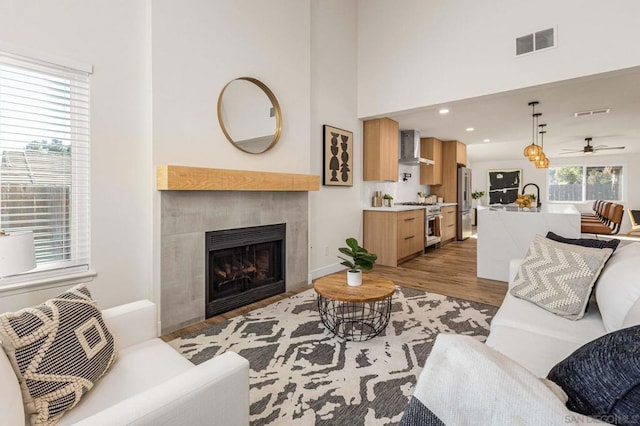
[313, 273, 395, 341]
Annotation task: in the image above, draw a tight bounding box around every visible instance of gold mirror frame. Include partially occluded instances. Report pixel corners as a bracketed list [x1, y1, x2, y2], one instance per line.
[217, 77, 282, 155]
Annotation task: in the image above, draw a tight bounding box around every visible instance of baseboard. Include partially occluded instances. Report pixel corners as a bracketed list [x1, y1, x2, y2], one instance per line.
[309, 262, 345, 282]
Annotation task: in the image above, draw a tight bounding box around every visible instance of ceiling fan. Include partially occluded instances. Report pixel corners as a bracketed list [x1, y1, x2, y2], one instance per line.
[560, 137, 625, 155]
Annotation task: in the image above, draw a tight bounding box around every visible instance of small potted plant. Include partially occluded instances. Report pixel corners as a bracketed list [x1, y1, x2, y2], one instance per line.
[338, 237, 378, 286]
[471, 190, 486, 206]
[417, 191, 426, 204]
[383, 193, 394, 207]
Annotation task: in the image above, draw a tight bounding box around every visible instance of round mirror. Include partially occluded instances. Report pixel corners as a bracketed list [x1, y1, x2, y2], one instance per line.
[217, 77, 282, 154]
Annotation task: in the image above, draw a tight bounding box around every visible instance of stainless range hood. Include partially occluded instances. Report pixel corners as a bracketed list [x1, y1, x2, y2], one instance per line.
[399, 130, 435, 165]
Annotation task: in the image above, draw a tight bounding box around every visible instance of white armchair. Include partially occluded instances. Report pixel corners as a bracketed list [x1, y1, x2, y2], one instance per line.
[1, 300, 250, 426]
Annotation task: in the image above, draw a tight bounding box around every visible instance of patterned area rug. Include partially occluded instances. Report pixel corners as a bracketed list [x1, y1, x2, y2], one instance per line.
[168, 286, 497, 426]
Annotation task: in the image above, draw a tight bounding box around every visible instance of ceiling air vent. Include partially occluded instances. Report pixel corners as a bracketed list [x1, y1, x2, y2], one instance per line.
[516, 28, 555, 56]
[573, 108, 611, 117]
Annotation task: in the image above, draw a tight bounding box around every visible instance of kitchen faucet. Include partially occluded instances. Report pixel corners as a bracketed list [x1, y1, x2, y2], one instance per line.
[522, 183, 540, 208]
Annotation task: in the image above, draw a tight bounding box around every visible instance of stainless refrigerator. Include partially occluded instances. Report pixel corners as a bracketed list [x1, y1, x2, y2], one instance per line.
[457, 167, 473, 240]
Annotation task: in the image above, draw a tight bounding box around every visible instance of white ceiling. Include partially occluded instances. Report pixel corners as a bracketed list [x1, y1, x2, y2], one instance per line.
[388, 66, 640, 163]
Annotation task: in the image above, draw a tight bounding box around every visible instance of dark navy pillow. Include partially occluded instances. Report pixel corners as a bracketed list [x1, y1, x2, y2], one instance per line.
[547, 325, 640, 425]
[546, 231, 620, 252]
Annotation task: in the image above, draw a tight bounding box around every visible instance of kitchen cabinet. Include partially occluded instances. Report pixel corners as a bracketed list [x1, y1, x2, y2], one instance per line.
[456, 141, 467, 166]
[430, 140, 467, 203]
[363, 118, 398, 181]
[363, 209, 424, 267]
[420, 137, 442, 185]
[440, 206, 457, 243]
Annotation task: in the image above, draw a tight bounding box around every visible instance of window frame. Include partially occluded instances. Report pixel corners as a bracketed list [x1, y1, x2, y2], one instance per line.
[547, 164, 625, 204]
[0, 46, 94, 292]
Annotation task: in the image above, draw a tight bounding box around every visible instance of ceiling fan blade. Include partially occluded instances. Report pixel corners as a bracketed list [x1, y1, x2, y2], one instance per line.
[560, 150, 583, 154]
[594, 146, 625, 151]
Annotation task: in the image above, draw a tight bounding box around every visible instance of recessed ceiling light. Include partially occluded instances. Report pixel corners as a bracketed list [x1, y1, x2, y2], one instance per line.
[483, 138, 491, 143]
[439, 108, 450, 114]
[466, 127, 474, 132]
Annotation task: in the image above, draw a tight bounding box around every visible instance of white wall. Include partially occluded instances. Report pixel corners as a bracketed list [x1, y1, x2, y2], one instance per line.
[357, 0, 640, 118]
[362, 164, 429, 205]
[151, 0, 311, 173]
[0, 0, 360, 313]
[0, 0, 152, 311]
[469, 153, 640, 234]
[309, 0, 364, 278]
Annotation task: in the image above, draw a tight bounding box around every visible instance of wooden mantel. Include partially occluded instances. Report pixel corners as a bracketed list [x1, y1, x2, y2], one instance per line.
[156, 165, 320, 191]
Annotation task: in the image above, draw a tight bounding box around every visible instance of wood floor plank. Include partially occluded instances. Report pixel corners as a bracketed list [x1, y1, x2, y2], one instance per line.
[162, 235, 507, 341]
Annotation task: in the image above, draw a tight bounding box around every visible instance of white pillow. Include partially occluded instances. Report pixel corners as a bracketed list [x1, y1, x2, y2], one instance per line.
[410, 334, 604, 425]
[595, 242, 640, 332]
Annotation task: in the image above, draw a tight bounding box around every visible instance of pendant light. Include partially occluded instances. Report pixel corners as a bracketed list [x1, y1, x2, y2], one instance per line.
[528, 112, 544, 161]
[535, 124, 549, 169]
[523, 101, 542, 159]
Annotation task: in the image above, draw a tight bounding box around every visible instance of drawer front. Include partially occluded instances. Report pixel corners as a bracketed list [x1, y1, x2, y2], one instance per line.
[397, 210, 424, 258]
[441, 206, 456, 241]
[442, 221, 456, 241]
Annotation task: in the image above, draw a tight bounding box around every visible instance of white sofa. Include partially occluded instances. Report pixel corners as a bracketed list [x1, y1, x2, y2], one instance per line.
[404, 241, 640, 425]
[486, 241, 640, 377]
[0, 300, 250, 426]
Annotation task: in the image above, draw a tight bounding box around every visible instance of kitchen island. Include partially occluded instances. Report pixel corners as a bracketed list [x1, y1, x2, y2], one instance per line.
[477, 204, 581, 282]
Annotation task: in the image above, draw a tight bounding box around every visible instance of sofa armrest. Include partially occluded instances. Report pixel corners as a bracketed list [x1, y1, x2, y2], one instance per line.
[71, 351, 249, 426]
[508, 259, 523, 290]
[101, 300, 157, 350]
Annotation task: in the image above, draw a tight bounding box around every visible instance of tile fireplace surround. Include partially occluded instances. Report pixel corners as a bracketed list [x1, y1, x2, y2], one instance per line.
[158, 166, 319, 334]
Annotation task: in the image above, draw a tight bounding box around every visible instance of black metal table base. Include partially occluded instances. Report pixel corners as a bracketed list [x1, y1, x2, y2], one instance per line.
[316, 295, 392, 341]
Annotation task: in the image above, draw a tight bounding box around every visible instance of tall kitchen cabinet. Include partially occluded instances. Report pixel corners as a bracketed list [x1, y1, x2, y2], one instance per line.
[363, 118, 398, 181]
[420, 137, 442, 185]
[430, 140, 466, 203]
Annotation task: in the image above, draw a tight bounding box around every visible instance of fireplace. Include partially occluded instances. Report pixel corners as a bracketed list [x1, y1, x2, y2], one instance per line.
[205, 223, 285, 318]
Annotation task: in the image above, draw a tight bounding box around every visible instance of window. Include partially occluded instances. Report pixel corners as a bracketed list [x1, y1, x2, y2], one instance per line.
[0, 50, 90, 284]
[548, 165, 623, 202]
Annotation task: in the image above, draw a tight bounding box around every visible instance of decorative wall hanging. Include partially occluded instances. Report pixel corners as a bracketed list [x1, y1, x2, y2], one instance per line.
[488, 168, 522, 205]
[323, 125, 353, 186]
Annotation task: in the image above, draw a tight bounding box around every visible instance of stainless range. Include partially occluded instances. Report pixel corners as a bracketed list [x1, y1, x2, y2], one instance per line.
[398, 203, 442, 248]
[425, 205, 442, 248]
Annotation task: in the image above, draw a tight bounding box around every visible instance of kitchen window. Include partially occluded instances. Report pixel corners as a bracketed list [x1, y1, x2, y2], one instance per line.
[0, 49, 91, 286]
[548, 165, 623, 202]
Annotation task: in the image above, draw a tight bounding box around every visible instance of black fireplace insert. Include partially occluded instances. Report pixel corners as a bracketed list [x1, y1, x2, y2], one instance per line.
[205, 223, 285, 318]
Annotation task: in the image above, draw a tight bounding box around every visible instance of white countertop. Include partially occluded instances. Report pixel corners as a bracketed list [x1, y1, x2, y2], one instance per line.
[363, 202, 457, 212]
[478, 203, 579, 215]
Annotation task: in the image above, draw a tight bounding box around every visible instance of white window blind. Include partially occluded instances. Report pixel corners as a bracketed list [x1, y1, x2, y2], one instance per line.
[0, 50, 90, 284]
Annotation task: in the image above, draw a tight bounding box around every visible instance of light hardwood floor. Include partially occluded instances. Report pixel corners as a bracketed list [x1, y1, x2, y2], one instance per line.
[161, 235, 507, 342]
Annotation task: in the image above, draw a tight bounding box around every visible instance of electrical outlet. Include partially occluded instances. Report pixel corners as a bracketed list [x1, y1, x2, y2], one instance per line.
[323, 245, 329, 256]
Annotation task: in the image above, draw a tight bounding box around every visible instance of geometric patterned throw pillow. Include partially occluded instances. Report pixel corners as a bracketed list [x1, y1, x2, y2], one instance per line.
[0, 285, 117, 425]
[511, 235, 612, 321]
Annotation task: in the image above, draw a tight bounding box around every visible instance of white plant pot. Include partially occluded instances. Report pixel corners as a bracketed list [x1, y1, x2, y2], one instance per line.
[347, 270, 362, 286]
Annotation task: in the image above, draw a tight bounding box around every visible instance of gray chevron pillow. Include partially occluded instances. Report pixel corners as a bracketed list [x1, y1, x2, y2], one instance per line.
[511, 235, 612, 320]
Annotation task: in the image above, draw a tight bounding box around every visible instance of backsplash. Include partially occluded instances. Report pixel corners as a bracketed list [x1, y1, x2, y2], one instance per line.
[362, 163, 429, 206]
